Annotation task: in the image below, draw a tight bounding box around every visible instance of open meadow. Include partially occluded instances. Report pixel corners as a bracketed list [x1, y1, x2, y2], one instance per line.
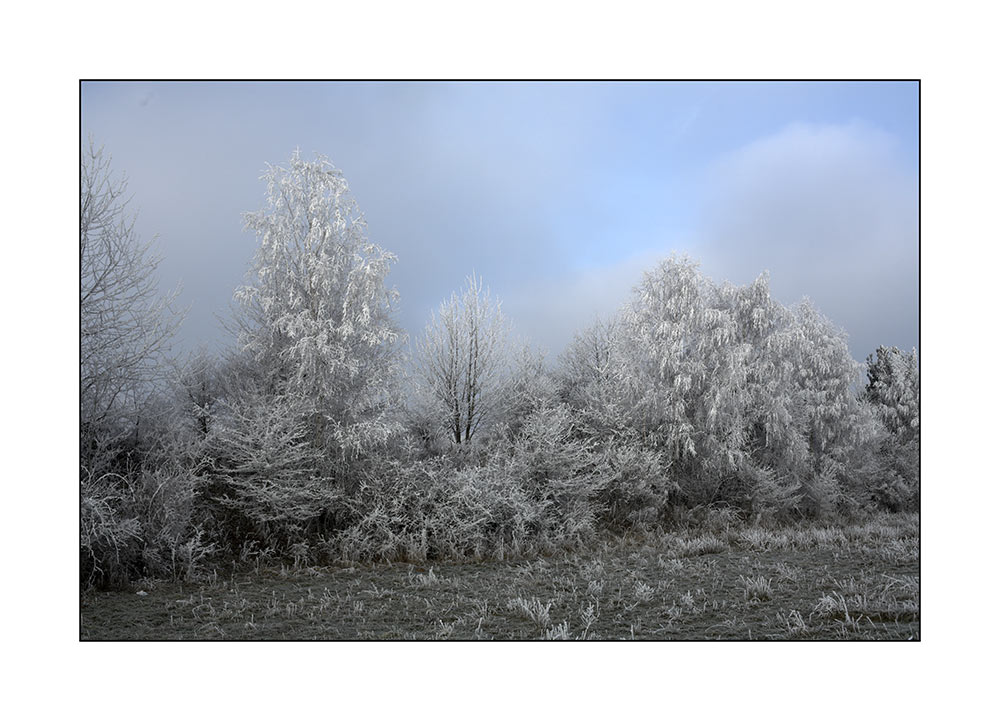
[81, 512, 918, 641]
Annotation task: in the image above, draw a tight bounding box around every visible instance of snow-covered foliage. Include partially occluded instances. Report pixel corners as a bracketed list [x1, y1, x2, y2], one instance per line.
[784, 301, 881, 514]
[557, 255, 881, 517]
[234, 151, 404, 467]
[593, 441, 672, 528]
[505, 401, 606, 546]
[558, 320, 625, 432]
[143, 152, 412, 564]
[497, 343, 558, 441]
[865, 346, 920, 440]
[618, 257, 750, 495]
[80, 432, 214, 589]
[330, 455, 545, 563]
[330, 402, 605, 563]
[862, 346, 920, 510]
[198, 381, 342, 551]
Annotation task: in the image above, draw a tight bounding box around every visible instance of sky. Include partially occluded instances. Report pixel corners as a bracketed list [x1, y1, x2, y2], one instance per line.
[81, 80, 918, 364]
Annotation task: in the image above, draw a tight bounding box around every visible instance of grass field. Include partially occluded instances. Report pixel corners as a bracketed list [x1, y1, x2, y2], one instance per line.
[80, 513, 918, 640]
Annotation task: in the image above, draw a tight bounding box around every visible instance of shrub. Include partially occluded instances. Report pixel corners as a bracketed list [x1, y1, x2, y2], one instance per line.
[326, 402, 610, 563]
[594, 442, 672, 529]
[327, 456, 542, 563]
[133, 464, 215, 581]
[745, 465, 800, 520]
[505, 402, 606, 548]
[197, 387, 344, 556]
[868, 436, 920, 512]
[81, 470, 143, 589]
[80, 461, 212, 589]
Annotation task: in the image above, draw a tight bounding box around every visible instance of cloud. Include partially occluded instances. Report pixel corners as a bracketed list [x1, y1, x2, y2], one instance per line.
[694, 122, 918, 359]
[500, 123, 919, 363]
[83, 87, 916, 366]
[500, 248, 672, 361]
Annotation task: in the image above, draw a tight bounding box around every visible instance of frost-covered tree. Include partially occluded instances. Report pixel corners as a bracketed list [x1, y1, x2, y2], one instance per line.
[714, 273, 802, 512]
[865, 346, 920, 440]
[616, 256, 750, 502]
[557, 316, 624, 433]
[233, 150, 404, 470]
[414, 274, 511, 446]
[80, 140, 183, 459]
[862, 346, 920, 510]
[172, 349, 223, 439]
[497, 343, 557, 441]
[783, 300, 879, 514]
[558, 255, 880, 516]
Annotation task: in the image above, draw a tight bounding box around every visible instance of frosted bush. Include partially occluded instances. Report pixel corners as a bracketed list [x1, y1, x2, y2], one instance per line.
[505, 402, 607, 548]
[595, 442, 671, 529]
[80, 471, 143, 589]
[198, 386, 342, 555]
[81, 461, 212, 589]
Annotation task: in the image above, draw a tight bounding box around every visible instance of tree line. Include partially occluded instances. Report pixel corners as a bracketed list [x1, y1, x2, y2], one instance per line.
[80, 148, 920, 589]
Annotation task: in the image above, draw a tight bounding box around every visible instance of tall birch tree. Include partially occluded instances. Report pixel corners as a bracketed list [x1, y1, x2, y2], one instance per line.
[233, 150, 403, 469]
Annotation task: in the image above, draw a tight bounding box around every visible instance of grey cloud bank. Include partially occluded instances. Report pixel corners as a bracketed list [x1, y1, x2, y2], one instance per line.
[695, 122, 918, 360]
[81, 81, 918, 366]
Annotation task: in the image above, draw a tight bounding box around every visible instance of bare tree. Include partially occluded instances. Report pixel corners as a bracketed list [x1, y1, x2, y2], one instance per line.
[80, 140, 183, 455]
[415, 274, 510, 445]
[80, 141, 189, 587]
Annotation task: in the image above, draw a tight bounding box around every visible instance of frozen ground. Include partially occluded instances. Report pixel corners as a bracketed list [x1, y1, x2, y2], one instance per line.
[81, 513, 918, 641]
